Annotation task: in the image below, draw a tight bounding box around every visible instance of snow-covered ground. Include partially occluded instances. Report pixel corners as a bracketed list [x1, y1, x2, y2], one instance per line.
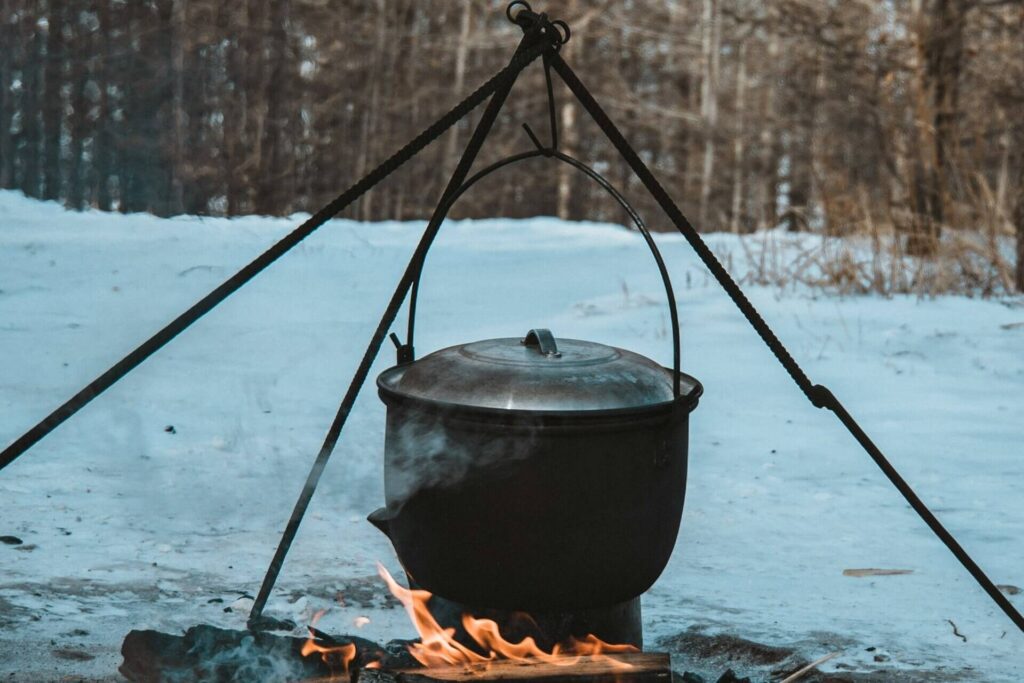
[0, 190, 1021, 681]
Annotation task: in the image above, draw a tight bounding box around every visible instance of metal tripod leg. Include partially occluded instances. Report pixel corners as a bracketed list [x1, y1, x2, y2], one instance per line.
[247, 28, 552, 629]
[547, 50, 1024, 635]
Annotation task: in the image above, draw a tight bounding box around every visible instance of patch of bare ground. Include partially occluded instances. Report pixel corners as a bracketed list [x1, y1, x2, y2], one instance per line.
[665, 630, 795, 666]
[658, 628, 979, 682]
[0, 637, 124, 682]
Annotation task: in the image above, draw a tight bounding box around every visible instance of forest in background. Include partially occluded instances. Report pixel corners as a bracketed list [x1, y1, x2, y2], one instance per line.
[1, 0, 1023, 294]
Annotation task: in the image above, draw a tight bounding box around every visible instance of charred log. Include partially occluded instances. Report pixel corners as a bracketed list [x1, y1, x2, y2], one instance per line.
[355, 652, 672, 683]
[119, 624, 400, 682]
[120, 625, 673, 683]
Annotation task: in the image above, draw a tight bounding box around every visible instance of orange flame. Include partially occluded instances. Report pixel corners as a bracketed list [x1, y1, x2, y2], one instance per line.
[301, 609, 357, 675]
[377, 562, 491, 666]
[377, 562, 637, 669]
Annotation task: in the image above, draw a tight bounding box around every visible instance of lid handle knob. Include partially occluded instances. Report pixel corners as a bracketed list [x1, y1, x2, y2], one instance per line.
[522, 328, 561, 357]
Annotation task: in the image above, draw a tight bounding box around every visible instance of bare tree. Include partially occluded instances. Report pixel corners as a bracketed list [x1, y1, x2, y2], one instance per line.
[0, 0, 1020, 294]
[65, 6, 89, 210]
[18, 4, 44, 198]
[729, 37, 747, 233]
[699, 0, 720, 228]
[41, 0, 64, 200]
[0, 0, 15, 188]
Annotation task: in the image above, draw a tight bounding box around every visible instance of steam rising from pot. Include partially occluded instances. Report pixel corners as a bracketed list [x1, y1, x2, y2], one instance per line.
[383, 409, 540, 510]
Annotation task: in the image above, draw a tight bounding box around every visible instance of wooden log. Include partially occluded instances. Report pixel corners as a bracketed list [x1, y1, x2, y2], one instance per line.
[354, 652, 671, 683]
[120, 626, 670, 683]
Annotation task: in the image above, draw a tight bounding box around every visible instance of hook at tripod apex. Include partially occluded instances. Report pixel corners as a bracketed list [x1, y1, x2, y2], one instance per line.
[506, 1, 571, 48]
[520, 51, 561, 155]
[506, 1, 531, 23]
[521, 123, 549, 154]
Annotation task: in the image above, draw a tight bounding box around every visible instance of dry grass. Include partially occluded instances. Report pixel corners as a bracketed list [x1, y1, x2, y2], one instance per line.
[730, 179, 1023, 297]
[731, 219, 1018, 298]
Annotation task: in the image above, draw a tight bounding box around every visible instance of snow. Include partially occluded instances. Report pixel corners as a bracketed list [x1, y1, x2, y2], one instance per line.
[0, 189, 1021, 680]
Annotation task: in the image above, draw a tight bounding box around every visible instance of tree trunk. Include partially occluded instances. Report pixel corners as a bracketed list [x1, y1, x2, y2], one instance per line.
[906, 0, 965, 255]
[19, 9, 43, 198]
[396, 0, 422, 219]
[787, 135, 811, 232]
[119, 1, 144, 212]
[66, 11, 89, 210]
[556, 100, 577, 220]
[730, 39, 747, 234]
[1014, 10, 1024, 293]
[0, 0, 13, 189]
[241, 0, 267, 213]
[93, 0, 113, 210]
[1016, 181, 1024, 293]
[221, 3, 244, 215]
[925, 0, 966, 227]
[442, 0, 472, 182]
[786, 46, 818, 233]
[810, 50, 828, 233]
[658, 0, 687, 208]
[42, 0, 65, 200]
[699, 0, 720, 229]
[358, 0, 387, 221]
[168, 0, 186, 215]
[759, 32, 780, 229]
[180, 0, 209, 215]
[254, 0, 290, 215]
[556, 0, 580, 221]
[148, 0, 175, 216]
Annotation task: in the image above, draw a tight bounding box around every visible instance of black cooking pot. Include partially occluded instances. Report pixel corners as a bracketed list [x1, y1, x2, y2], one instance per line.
[370, 328, 701, 611]
[366, 149, 702, 611]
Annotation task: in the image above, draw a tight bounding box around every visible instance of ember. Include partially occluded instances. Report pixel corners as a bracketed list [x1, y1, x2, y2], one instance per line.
[302, 610, 360, 675]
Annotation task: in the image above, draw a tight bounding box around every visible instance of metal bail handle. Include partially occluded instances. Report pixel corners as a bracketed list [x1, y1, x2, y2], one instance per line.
[522, 328, 561, 357]
[404, 149, 685, 399]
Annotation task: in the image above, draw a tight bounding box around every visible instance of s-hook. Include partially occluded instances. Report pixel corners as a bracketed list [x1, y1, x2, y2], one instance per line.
[522, 51, 560, 155]
[516, 1, 565, 156]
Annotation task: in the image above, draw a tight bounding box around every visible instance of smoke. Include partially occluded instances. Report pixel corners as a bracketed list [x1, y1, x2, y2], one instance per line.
[162, 637, 310, 683]
[121, 626, 328, 683]
[382, 408, 540, 511]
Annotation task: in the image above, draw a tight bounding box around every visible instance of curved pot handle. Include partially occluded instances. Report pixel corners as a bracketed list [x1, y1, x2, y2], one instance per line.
[522, 328, 561, 357]
[403, 149, 683, 398]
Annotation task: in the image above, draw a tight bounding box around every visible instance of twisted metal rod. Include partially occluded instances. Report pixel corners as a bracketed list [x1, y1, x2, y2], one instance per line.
[548, 49, 1024, 635]
[248, 20, 562, 626]
[0, 27, 554, 474]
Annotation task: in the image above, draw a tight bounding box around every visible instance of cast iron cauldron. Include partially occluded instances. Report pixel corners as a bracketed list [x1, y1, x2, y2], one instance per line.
[365, 143, 701, 611]
[369, 328, 701, 611]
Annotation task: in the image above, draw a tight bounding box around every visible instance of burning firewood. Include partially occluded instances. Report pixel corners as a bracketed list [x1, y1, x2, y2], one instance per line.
[119, 624, 402, 682]
[351, 652, 672, 683]
[120, 566, 671, 682]
[120, 626, 674, 683]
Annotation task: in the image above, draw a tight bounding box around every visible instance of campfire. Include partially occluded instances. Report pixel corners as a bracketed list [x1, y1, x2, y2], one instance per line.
[300, 612, 361, 677]
[120, 561, 668, 683]
[377, 563, 637, 668]
[2, 3, 1018, 680]
[297, 563, 642, 681]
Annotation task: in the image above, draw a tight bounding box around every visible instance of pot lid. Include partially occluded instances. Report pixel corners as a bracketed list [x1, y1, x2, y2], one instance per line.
[378, 328, 697, 411]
